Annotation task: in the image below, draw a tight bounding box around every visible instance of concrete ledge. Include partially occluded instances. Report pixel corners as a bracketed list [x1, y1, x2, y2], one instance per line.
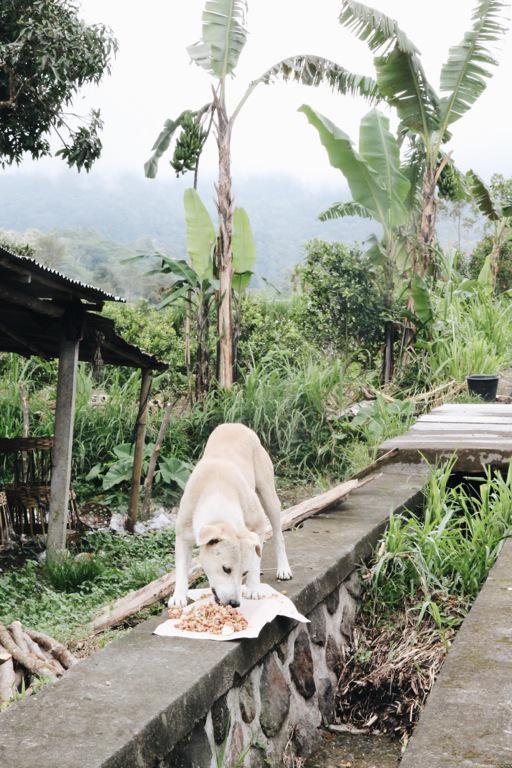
[402, 537, 512, 768]
[0, 463, 429, 768]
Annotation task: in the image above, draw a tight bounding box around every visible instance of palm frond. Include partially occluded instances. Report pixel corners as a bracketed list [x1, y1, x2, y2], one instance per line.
[439, 0, 508, 130]
[502, 196, 512, 218]
[187, 0, 248, 78]
[319, 201, 373, 221]
[339, 0, 419, 55]
[467, 169, 501, 220]
[258, 55, 381, 102]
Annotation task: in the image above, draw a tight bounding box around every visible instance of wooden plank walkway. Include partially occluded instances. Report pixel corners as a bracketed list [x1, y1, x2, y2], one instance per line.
[380, 403, 512, 470]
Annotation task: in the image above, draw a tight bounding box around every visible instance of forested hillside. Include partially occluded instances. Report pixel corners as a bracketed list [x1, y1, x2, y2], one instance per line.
[0, 172, 480, 298]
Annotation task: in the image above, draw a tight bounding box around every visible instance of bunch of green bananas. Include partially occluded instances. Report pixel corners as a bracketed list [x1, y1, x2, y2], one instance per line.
[171, 113, 207, 177]
[437, 162, 462, 201]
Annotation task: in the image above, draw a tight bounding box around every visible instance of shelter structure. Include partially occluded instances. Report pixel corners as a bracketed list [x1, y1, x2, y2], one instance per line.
[0, 245, 166, 550]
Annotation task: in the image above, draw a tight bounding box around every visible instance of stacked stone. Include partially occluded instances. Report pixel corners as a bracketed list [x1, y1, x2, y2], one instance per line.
[163, 571, 360, 767]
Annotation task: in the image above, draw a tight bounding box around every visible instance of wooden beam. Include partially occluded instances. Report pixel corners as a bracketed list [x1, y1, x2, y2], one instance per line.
[126, 370, 152, 533]
[46, 337, 79, 555]
[0, 319, 50, 359]
[0, 285, 63, 318]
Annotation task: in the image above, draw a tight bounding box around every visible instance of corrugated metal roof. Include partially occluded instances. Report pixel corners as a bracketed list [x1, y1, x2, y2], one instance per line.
[0, 244, 125, 303]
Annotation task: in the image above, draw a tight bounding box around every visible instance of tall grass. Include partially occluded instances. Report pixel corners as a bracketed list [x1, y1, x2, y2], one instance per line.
[366, 460, 512, 628]
[422, 291, 512, 384]
[184, 355, 351, 478]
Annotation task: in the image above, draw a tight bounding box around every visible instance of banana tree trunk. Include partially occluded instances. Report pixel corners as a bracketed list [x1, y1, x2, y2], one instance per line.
[196, 294, 210, 399]
[382, 321, 395, 385]
[417, 165, 438, 276]
[216, 101, 234, 389]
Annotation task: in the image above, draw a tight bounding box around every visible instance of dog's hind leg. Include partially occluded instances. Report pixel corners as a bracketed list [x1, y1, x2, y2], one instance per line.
[254, 445, 292, 581]
[168, 532, 192, 607]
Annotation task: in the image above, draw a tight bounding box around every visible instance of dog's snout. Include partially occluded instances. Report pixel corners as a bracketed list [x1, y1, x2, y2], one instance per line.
[228, 599, 240, 608]
[212, 588, 220, 604]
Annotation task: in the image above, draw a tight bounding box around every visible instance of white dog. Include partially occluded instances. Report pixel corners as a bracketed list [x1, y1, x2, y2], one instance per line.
[169, 423, 292, 608]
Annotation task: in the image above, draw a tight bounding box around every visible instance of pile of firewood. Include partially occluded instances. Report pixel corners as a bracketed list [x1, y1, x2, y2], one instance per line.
[0, 620, 77, 706]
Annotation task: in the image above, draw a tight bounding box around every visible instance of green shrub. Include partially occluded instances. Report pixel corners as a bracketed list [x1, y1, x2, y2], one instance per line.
[468, 232, 512, 293]
[296, 239, 386, 361]
[42, 552, 106, 592]
[366, 460, 512, 628]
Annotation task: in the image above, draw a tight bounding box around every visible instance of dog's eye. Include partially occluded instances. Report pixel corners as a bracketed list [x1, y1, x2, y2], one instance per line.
[222, 566, 232, 574]
[242, 571, 248, 578]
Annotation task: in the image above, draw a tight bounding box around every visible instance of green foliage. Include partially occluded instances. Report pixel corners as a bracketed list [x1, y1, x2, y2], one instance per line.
[0, 0, 117, 168]
[350, 396, 415, 445]
[42, 552, 106, 592]
[421, 288, 512, 382]
[366, 460, 512, 628]
[296, 240, 386, 359]
[0, 528, 176, 641]
[469, 232, 512, 293]
[89, 442, 191, 494]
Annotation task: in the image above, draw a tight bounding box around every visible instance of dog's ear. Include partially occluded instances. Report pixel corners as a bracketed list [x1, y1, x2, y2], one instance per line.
[243, 530, 262, 558]
[197, 524, 222, 547]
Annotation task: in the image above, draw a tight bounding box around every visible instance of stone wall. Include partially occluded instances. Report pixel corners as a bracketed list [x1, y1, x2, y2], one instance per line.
[164, 572, 360, 768]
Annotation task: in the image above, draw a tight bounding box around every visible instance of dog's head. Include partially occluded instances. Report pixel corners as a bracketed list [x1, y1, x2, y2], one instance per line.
[197, 523, 262, 606]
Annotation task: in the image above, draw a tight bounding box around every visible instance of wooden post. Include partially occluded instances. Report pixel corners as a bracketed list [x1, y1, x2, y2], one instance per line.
[126, 369, 152, 532]
[47, 338, 79, 556]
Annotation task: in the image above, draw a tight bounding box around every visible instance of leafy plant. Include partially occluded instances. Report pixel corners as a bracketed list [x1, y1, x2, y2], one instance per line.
[0, 0, 117, 169]
[300, 106, 412, 381]
[366, 460, 512, 629]
[42, 552, 106, 592]
[145, 0, 378, 387]
[336, 0, 508, 273]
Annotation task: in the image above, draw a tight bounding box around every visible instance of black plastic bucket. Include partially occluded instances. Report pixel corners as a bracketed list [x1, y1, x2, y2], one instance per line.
[466, 374, 499, 402]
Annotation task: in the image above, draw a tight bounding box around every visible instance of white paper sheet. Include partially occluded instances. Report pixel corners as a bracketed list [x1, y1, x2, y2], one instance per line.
[154, 584, 308, 641]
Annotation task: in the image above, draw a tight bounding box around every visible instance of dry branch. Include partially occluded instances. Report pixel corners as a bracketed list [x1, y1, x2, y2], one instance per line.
[90, 473, 380, 634]
[0, 622, 57, 681]
[0, 649, 16, 705]
[26, 629, 77, 669]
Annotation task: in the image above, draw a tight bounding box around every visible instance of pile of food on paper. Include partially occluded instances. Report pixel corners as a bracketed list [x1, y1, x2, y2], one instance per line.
[154, 584, 308, 641]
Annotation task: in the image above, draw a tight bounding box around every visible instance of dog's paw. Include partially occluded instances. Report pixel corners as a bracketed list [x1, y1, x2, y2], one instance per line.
[276, 566, 293, 581]
[168, 592, 188, 608]
[242, 585, 266, 600]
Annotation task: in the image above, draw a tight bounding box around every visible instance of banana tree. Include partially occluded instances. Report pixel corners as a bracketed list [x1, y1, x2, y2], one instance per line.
[337, 0, 508, 274]
[300, 106, 414, 382]
[467, 170, 512, 291]
[145, 1, 380, 388]
[154, 188, 255, 396]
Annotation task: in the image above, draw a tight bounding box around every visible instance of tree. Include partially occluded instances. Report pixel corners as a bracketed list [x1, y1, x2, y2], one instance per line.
[148, 188, 255, 398]
[297, 240, 386, 362]
[145, 0, 379, 387]
[467, 170, 512, 290]
[300, 106, 417, 382]
[0, 0, 117, 170]
[337, 0, 508, 274]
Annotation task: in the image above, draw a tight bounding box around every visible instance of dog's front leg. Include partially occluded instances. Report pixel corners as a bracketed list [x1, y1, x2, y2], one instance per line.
[168, 534, 192, 607]
[242, 539, 266, 600]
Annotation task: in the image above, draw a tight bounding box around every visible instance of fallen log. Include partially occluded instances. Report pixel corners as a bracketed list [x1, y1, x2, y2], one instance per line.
[90, 472, 380, 635]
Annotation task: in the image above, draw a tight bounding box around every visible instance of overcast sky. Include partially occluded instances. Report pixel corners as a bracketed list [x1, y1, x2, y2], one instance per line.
[7, 0, 512, 187]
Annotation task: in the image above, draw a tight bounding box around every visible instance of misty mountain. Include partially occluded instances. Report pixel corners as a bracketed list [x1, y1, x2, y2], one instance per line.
[0, 172, 482, 299]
